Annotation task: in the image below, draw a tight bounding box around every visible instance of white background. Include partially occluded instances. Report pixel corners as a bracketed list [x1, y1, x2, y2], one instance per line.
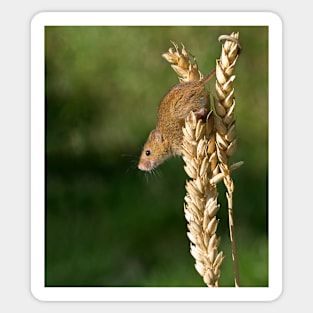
[0, 0, 310, 312]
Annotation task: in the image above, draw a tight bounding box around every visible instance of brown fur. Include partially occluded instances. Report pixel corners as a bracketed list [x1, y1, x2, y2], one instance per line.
[138, 69, 215, 171]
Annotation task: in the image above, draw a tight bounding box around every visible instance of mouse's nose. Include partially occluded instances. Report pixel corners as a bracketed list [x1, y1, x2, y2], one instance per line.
[138, 159, 153, 171]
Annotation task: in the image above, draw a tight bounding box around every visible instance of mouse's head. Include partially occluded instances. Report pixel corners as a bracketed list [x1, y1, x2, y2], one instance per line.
[138, 129, 170, 171]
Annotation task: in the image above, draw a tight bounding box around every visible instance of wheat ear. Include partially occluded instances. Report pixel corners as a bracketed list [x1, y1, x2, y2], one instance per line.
[162, 41, 203, 82]
[182, 111, 224, 287]
[215, 32, 242, 287]
[163, 42, 224, 286]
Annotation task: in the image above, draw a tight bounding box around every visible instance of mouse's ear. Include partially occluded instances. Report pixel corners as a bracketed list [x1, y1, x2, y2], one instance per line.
[149, 129, 164, 142]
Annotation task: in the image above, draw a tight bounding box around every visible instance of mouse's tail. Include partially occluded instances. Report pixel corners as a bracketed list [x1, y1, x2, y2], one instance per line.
[202, 68, 216, 84]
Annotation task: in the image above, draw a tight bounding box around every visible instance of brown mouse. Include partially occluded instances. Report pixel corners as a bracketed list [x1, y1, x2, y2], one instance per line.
[138, 68, 216, 171]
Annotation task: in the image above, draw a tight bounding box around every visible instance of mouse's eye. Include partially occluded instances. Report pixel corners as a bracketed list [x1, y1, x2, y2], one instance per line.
[145, 150, 151, 156]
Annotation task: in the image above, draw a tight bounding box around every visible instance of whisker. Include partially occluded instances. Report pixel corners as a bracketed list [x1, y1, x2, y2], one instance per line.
[121, 153, 140, 174]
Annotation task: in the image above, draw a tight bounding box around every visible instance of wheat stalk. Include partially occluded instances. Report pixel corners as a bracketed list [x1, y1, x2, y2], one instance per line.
[214, 32, 242, 287]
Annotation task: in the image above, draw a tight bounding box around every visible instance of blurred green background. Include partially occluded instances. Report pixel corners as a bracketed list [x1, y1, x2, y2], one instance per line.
[45, 26, 268, 287]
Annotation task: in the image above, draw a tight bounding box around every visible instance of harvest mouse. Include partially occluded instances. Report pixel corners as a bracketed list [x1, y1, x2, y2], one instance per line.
[138, 68, 216, 171]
